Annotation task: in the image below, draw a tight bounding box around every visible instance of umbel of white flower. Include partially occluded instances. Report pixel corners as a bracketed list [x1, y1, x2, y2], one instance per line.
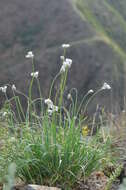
[45, 98, 58, 115]
[101, 82, 111, 90]
[62, 44, 70, 49]
[31, 71, 39, 78]
[88, 89, 94, 94]
[67, 93, 72, 100]
[12, 84, 16, 91]
[3, 112, 7, 117]
[60, 58, 72, 73]
[25, 51, 34, 58]
[60, 56, 65, 60]
[0, 85, 7, 93]
[45, 99, 53, 106]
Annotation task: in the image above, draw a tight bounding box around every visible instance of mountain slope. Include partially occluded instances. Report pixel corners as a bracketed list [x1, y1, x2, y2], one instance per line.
[75, 0, 126, 56]
[0, 0, 126, 112]
[72, 0, 126, 110]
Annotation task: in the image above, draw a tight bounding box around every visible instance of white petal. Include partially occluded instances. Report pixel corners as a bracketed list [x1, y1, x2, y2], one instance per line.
[101, 82, 111, 90]
[62, 44, 70, 48]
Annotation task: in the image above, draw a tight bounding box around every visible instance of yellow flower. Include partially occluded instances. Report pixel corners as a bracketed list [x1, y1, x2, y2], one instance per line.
[82, 125, 89, 137]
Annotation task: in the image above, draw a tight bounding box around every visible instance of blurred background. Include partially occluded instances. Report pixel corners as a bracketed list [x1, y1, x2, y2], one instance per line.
[0, 0, 126, 114]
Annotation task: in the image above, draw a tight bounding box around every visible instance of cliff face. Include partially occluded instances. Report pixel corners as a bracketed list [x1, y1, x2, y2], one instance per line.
[0, 0, 126, 112]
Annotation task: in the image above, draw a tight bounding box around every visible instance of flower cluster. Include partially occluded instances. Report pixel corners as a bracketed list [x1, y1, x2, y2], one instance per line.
[62, 44, 70, 49]
[60, 56, 65, 61]
[60, 58, 72, 73]
[2, 112, 7, 117]
[87, 89, 94, 94]
[31, 71, 39, 78]
[25, 51, 34, 59]
[0, 86, 7, 93]
[45, 98, 58, 115]
[12, 84, 16, 91]
[101, 82, 111, 90]
[67, 93, 72, 100]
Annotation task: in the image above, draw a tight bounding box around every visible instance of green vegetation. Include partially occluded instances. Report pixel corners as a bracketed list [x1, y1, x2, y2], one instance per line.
[0, 47, 119, 189]
[1, 1, 126, 188]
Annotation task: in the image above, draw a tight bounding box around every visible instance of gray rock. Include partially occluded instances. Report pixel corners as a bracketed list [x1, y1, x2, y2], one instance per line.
[27, 185, 61, 190]
[13, 185, 61, 190]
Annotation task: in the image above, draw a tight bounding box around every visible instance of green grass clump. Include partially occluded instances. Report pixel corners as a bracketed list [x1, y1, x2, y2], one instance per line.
[1, 123, 113, 189]
[0, 46, 115, 189]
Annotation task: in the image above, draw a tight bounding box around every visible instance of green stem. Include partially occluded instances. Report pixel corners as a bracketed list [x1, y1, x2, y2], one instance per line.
[37, 78, 43, 115]
[83, 89, 102, 114]
[28, 57, 35, 124]
[49, 72, 60, 99]
[13, 92, 22, 122]
[69, 88, 78, 117]
[4, 93, 14, 127]
[76, 92, 91, 117]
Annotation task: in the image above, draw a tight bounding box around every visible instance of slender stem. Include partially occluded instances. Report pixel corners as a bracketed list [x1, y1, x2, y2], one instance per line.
[36, 78, 43, 115]
[49, 72, 60, 99]
[16, 90, 29, 100]
[17, 97, 26, 120]
[69, 88, 78, 117]
[58, 48, 67, 106]
[59, 69, 68, 107]
[12, 91, 22, 122]
[28, 57, 35, 124]
[76, 92, 91, 117]
[83, 89, 102, 114]
[4, 93, 15, 126]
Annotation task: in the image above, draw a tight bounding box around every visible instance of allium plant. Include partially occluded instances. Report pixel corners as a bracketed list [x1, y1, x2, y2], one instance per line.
[0, 46, 113, 189]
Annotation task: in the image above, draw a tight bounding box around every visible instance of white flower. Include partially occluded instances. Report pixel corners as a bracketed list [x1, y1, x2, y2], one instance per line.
[45, 98, 58, 115]
[3, 86, 7, 93]
[25, 51, 34, 58]
[48, 109, 53, 116]
[62, 44, 70, 48]
[122, 110, 126, 113]
[60, 56, 65, 60]
[63, 59, 72, 68]
[0, 86, 7, 93]
[60, 58, 72, 73]
[74, 116, 77, 120]
[47, 106, 58, 116]
[9, 137, 16, 143]
[101, 82, 111, 90]
[65, 58, 72, 66]
[45, 99, 53, 107]
[3, 112, 7, 117]
[12, 84, 16, 91]
[88, 89, 94, 94]
[59, 159, 62, 165]
[48, 105, 58, 113]
[67, 93, 72, 100]
[31, 71, 39, 78]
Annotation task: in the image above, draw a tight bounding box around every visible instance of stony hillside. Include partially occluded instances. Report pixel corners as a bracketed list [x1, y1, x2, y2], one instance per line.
[0, 0, 126, 113]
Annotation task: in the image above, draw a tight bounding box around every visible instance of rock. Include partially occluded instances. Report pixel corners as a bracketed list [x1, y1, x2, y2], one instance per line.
[13, 185, 61, 190]
[87, 171, 108, 190]
[27, 185, 61, 190]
